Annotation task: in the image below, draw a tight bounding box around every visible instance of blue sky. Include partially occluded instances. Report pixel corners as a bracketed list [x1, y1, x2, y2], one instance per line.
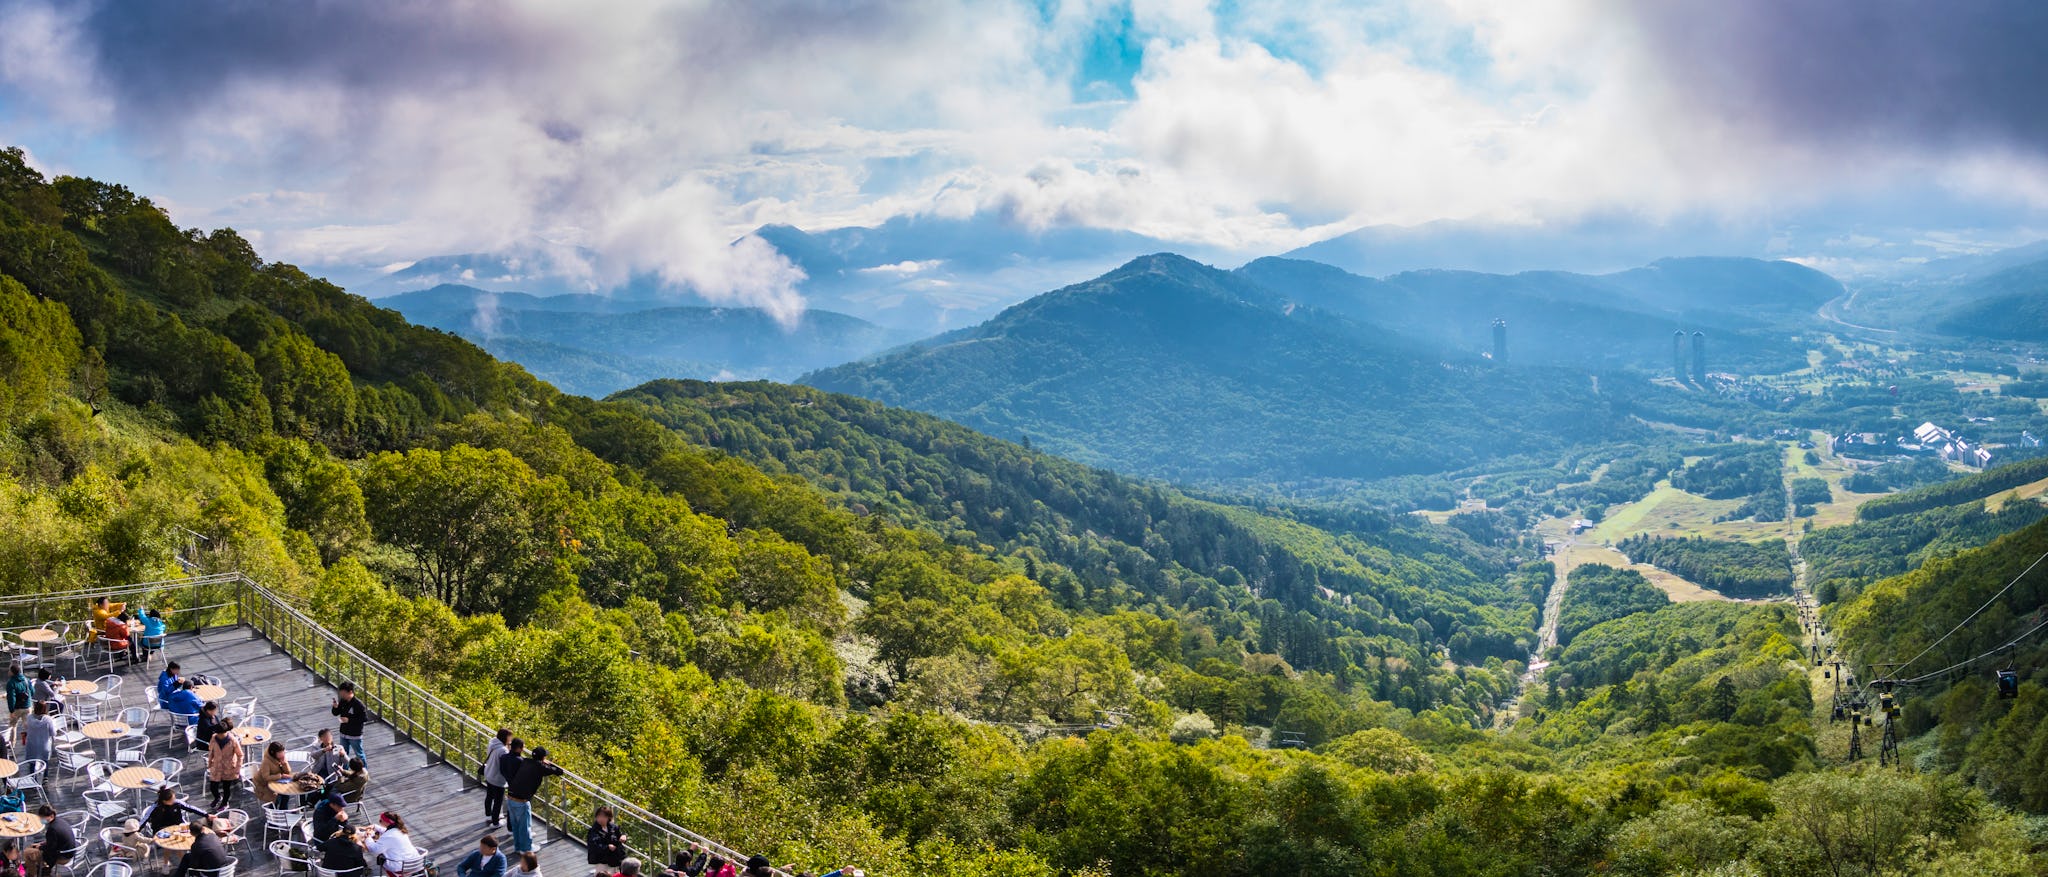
[2, 0, 2045, 312]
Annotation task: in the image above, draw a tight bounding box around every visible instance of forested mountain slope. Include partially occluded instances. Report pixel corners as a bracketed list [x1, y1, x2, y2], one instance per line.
[616, 379, 1547, 671]
[5, 148, 2045, 875]
[806, 253, 1638, 483]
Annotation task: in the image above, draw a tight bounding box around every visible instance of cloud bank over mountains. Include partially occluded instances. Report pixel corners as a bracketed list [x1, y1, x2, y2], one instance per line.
[2, 0, 2044, 313]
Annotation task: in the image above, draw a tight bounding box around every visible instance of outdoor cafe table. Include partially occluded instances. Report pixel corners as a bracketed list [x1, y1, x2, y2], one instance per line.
[56, 679, 96, 697]
[111, 764, 167, 807]
[269, 777, 322, 798]
[0, 811, 42, 838]
[16, 629, 56, 664]
[154, 824, 194, 852]
[0, 758, 17, 780]
[82, 719, 131, 759]
[192, 684, 227, 702]
[231, 726, 271, 747]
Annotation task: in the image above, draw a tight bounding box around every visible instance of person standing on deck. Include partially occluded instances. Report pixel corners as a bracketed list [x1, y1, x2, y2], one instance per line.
[503, 743, 564, 855]
[332, 681, 369, 764]
[482, 728, 512, 827]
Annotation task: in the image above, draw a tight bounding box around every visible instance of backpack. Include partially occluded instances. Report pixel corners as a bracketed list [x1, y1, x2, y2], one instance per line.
[0, 791, 24, 814]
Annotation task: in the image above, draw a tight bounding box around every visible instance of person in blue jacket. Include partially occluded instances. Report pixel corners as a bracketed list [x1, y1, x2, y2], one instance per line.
[156, 662, 183, 706]
[164, 679, 204, 725]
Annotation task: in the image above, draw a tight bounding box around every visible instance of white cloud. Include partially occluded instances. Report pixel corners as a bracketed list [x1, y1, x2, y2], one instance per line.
[2, 0, 2045, 303]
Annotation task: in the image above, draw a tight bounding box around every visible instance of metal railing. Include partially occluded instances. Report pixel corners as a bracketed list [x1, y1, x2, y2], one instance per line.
[0, 574, 777, 875]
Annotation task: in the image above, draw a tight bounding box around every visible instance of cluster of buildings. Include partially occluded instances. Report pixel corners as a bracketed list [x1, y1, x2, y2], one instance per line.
[1832, 422, 1996, 467]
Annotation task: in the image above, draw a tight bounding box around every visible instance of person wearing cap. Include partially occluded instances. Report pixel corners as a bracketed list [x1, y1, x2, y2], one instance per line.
[311, 794, 352, 847]
[112, 818, 149, 863]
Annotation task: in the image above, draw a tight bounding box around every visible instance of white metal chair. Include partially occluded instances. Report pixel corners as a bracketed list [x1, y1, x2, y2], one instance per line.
[50, 637, 86, 677]
[244, 715, 274, 732]
[54, 714, 87, 748]
[84, 761, 121, 795]
[217, 808, 251, 848]
[54, 742, 97, 784]
[150, 756, 184, 791]
[90, 676, 122, 706]
[392, 856, 429, 877]
[269, 840, 312, 877]
[85, 858, 136, 877]
[6, 759, 45, 803]
[80, 788, 127, 822]
[188, 860, 238, 877]
[118, 708, 149, 741]
[280, 735, 318, 764]
[113, 734, 147, 765]
[72, 698, 101, 723]
[54, 810, 88, 831]
[260, 803, 303, 845]
[311, 866, 365, 877]
[223, 697, 258, 720]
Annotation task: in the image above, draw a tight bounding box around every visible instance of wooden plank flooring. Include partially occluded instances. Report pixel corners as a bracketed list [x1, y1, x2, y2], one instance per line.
[40, 628, 597, 877]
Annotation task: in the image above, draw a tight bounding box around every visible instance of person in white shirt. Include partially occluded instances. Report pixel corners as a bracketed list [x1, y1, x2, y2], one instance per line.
[366, 812, 424, 877]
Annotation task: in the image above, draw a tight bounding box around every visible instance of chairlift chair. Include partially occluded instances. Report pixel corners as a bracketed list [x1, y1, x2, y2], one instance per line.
[1998, 668, 2020, 699]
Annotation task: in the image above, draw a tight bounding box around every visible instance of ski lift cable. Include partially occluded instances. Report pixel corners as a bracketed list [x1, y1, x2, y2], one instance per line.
[1889, 548, 2048, 681]
[1899, 612, 2048, 686]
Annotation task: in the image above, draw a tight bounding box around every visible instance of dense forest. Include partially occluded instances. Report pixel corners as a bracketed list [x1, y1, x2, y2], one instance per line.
[1672, 443, 1785, 522]
[1617, 535, 1795, 598]
[1553, 563, 1671, 647]
[1803, 499, 2048, 603]
[1841, 457, 1955, 495]
[5, 148, 2048, 874]
[1857, 456, 2048, 521]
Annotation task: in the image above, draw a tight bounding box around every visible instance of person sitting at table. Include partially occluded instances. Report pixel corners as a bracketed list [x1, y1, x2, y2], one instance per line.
[111, 818, 149, 864]
[512, 852, 541, 877]
[333, 758, 369, 805]
[170, 817, 229, 877]
[204, 716, 243, 812]
[192, 702, 224, 753]
[0, 839, 25, 877]
[455, 834, 506, 877]
[87, 597, 124, 645]
[139, 610, 167, 660]
[309, 729, 349, 781]
[310, 795, 349, 848]
[103, 612, 135, 664]
[321, 825, 370, 876]
[142, 787, 210, 833]
[28, 671, 57, 715]
[165, 679, 204, 726]
[24, 805, 76, 877]
[253, 740, 302, 808]
[366, 812, 422, 877]
[157, 662, 183, 705]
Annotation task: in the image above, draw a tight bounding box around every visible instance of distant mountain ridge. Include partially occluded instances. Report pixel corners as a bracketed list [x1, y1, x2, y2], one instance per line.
[805, 253, 1638, 483]
[380, 283, 909, 396]
[1237, 255, 1834, 373]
